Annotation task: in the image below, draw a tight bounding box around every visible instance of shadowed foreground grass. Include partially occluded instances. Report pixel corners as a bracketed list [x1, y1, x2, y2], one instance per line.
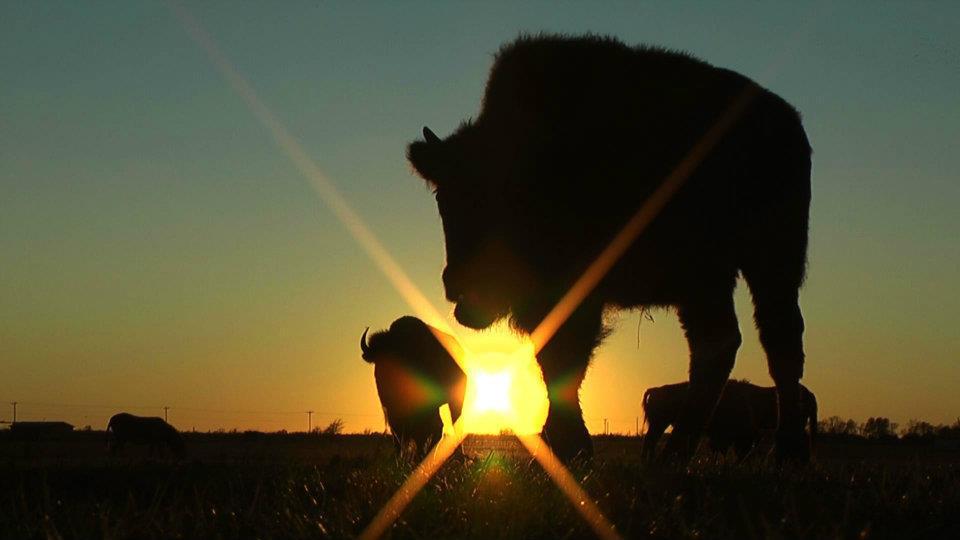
[2, 434, 959, 539]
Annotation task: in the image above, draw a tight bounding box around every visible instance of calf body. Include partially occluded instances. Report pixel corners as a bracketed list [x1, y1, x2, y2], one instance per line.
[107, 412, 185, 457]
[361, 316, 467, 456]
[642, 380, 818, 459]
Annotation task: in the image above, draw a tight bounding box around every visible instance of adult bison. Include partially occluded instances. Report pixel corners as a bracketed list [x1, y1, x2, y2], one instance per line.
[641, 380, 818, 460]
[407, 35, 812, 461]
[107, 413, 185, 458]
[361, 316, 467, 456]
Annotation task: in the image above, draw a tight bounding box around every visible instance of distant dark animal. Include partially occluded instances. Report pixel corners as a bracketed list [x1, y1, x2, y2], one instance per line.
[361, 316, 467, 456]
[408, 35, 812, 461]
[107, 413, 185, 457]
[641, 380, 818, 460]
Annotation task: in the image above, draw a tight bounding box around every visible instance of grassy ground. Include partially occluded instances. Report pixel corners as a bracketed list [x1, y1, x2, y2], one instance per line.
[2, 433, 959, 539]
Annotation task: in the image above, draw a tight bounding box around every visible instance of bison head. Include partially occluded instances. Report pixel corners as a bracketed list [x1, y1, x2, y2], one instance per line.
[407, 126, 538, 329]
[360, 316, 465, 381]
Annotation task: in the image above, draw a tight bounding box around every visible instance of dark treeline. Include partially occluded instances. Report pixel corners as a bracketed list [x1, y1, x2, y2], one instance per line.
[818, 416, 960, 443]
[5, 416, 960, 444]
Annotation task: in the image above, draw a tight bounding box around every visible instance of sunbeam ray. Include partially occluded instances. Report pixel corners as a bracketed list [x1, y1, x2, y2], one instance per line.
[358, 424, 468, 540]
[517, 433, 622, 540]
[168, 1, 456, 340]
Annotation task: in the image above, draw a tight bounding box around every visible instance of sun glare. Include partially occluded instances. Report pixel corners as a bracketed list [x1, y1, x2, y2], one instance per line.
[473, 371, 512, 412]
[453, 325, 550, 435]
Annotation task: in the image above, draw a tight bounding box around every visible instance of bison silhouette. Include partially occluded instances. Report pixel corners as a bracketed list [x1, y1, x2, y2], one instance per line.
[361, 316, 467, 456]
[107, 412, 185, 458]
[641, 380, 818, 460]
[408, 35, 812, 461]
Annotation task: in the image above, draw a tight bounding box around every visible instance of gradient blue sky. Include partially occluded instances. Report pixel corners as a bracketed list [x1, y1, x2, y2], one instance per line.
[2, 1, 958, 432]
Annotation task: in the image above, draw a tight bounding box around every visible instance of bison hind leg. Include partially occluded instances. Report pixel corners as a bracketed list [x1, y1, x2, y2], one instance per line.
[741, 217, 809, 462]
[664, 292, 741, 462]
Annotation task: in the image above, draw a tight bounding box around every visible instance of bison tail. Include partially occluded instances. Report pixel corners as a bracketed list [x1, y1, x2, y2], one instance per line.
[640, 389, 653, 431]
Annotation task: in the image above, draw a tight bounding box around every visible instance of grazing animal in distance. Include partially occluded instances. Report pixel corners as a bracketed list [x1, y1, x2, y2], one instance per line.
[361, 316, 467, 456]
[408, 34, 812, 461]
[641, 380, 818, 460]
[107, 413, 185, 458]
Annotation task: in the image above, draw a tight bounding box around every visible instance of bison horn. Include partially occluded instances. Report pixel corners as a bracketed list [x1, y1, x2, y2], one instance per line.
[423, 126, 441, 145]
[360, 327, 371, 359]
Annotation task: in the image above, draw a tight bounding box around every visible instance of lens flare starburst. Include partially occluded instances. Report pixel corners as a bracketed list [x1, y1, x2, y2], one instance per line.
[170, 6, 754, 538]
[473, 371, 512, 412]
[455, 332, 549, 435]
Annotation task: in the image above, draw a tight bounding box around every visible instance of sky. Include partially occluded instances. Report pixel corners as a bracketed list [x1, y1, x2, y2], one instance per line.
[2, 1, 958, 433]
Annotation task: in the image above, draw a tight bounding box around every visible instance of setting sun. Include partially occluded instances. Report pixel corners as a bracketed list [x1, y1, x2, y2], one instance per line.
[451, 324, 550, 435]
[473, 371, 512, 412]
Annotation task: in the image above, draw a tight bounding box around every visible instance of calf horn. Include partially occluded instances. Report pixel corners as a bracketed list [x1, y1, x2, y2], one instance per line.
[360, 328, 372, 359]
[423, 126, 441, 144]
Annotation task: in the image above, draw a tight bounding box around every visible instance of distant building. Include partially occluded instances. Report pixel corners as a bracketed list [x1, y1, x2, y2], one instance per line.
[9, 421, 74, 441]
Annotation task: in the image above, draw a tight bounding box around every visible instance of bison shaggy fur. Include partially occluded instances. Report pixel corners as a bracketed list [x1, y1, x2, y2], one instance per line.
[408, 35, 812, 461]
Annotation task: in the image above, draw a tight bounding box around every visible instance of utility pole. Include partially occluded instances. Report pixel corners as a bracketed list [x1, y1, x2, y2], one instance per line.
[603, 418, 609, 435]
[307, 410, 314, 433]
[163, 406, 170, 423]
[11, 402, 17, 424]
[636, 416, 639, 437]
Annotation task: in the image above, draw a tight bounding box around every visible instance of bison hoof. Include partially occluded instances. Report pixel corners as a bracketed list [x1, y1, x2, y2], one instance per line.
[542, 431, 593, 463]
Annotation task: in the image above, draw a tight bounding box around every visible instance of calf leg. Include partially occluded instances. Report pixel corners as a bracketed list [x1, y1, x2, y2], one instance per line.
[663, 294, 741, 462]
[641, 421, 669, 462]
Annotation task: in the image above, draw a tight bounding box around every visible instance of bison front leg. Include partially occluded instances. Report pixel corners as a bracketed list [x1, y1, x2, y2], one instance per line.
[664, 295, 741, 462]
[536, 304, 605, 462]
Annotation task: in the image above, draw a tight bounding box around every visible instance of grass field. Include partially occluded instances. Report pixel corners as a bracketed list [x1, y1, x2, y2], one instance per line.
[2, 432, 959, 539]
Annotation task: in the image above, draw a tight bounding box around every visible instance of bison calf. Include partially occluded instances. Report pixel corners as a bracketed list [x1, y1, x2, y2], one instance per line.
[642, 380, 817, 460]
[107, 412, 185, 458]
[361, 316, 467, 456]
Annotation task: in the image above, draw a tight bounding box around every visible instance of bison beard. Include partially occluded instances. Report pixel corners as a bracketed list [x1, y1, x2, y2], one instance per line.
[408, 35, 812, 462]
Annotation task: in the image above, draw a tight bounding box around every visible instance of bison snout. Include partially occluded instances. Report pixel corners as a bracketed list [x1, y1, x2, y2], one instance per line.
[442, 267, 464, 303]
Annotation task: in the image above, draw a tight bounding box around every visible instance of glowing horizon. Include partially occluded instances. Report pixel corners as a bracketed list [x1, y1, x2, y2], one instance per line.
[4, 0, 959, 439]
